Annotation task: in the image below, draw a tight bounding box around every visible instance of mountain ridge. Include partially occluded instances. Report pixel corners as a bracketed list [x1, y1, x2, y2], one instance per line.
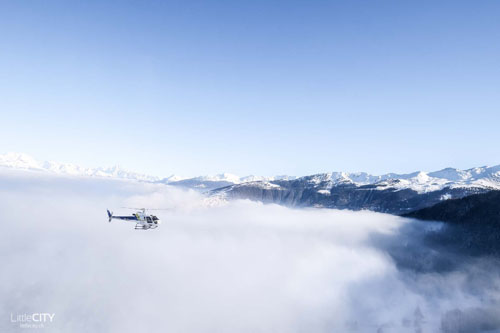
[2, 152, 500, 195]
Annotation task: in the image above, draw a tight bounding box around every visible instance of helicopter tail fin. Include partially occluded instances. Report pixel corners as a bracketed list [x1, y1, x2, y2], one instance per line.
[107, 210, 113, 222]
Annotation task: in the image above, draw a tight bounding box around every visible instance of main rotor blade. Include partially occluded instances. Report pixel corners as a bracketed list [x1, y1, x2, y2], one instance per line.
[120, 207, 174, 211]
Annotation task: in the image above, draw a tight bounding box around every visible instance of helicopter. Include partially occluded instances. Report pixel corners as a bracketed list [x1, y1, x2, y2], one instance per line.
[107, 208, 161, 230]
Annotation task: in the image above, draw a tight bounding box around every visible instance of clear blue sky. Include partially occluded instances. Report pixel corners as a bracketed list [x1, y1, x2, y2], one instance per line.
[1, 0, 499, 177]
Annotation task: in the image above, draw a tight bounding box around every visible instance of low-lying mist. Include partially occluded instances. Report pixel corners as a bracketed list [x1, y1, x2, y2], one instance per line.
[1, 169, 499, 332]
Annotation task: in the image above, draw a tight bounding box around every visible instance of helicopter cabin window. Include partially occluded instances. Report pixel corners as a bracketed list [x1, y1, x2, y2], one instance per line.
[146, 217, 152, 223]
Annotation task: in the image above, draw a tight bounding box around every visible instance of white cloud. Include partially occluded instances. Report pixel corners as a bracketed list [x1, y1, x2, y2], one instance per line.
[0, 170, 499, 332]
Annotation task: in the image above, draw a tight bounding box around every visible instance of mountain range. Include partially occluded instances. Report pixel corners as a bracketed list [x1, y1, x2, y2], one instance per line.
[2, 152, 500, 214]
[0, 152, 294, 189]
[210, 166, 500, 214]
[0, 152, 160, 182]
[2, 152, 500, 191]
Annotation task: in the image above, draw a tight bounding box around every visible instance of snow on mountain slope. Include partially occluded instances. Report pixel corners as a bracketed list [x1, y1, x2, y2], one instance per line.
[0, 152, 159, 182]
[239, 175, 297, 182]
[0, 153, 295, 186]
[377, 168, 500, 193]
[303, 167, 500, 194]
[159, 173, 297, 185]
[0, 152, 42, 170]
[162, 174, 188, 183]
[193, 173, 241, 183]
[2, 152, 500, 193]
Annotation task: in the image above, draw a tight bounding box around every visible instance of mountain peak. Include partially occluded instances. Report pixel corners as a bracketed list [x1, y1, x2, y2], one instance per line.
[0, 152, 42, 170]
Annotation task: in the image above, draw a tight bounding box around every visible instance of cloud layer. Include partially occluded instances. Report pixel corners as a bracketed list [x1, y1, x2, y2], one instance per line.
[1, 170, 499, 332]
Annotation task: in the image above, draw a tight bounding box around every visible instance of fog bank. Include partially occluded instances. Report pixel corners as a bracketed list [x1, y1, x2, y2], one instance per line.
[1, 170, 499, 332]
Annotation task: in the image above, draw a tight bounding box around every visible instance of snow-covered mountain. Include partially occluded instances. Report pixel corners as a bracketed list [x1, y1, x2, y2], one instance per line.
[158, 173, 297, 190]
[210, 166, 500, 214]
[159, 173, 296, 185]
[2, 152, 500, 195]
[0, 153, 295, 187]
[293, 167, 500, 194]
[0, 152, 159, 182]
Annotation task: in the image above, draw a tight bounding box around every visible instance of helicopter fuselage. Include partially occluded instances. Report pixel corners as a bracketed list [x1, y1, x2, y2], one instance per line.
[107, 209, 160, 230]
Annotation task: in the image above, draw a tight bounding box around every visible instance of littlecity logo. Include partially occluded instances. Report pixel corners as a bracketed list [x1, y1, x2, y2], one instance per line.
[11, 313, 55, 329]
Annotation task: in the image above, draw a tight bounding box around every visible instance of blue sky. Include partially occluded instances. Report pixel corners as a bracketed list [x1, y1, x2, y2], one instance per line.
[1, 0, 499, 177]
